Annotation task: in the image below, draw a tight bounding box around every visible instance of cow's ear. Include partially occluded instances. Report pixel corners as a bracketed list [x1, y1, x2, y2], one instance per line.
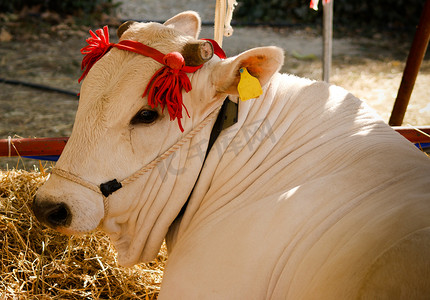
[212, 47, 284, 95]
[164, 11, 201, 39]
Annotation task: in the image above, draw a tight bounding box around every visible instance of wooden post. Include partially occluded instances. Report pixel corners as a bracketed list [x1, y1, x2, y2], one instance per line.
[214, 0, 226, 47]
[389, 0, 430, 126]
[322, 0, 333, 82]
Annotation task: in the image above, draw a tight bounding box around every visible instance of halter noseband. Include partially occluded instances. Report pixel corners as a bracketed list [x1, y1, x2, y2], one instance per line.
[52, 106, 221, 216]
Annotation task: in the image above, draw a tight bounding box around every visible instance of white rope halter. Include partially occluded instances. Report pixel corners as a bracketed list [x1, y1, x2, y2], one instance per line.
[51, 3, 237, 218]
[51, 106, 221, 217]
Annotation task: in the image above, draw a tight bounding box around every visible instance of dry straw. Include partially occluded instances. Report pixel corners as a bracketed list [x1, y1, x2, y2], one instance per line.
[0, 168, 166, 299]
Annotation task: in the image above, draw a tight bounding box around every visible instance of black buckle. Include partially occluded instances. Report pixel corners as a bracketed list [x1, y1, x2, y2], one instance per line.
[100, 179, 122, 197]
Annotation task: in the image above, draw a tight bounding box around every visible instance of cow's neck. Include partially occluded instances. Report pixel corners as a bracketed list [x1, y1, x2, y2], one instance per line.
[166, 73, 299, 246]
[166, 98, 238, 244]
[104, 109, 222, 265]
[168, 71, 390, 249]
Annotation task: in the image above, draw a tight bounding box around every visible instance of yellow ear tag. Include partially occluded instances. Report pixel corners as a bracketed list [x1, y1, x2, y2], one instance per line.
[237, 67, 263, 101]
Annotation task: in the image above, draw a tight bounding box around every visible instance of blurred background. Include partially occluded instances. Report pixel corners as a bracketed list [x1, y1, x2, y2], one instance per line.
[1, 0, 429, 169]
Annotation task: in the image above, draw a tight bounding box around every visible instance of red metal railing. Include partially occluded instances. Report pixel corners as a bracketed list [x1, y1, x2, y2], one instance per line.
[0, 137, 68, 157]
[1, 127, 429, 159]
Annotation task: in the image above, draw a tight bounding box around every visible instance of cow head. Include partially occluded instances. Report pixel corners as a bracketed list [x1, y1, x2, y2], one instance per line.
[33, 11, 284, 266]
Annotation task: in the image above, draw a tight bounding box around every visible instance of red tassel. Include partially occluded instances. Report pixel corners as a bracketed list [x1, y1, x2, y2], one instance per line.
[79, 26, 227, 132]
[79, 26, 112, 83]
[143, 52, 191, 132]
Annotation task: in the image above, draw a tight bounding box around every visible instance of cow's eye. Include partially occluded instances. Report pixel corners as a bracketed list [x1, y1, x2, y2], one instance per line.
[130, 109, 159, 125]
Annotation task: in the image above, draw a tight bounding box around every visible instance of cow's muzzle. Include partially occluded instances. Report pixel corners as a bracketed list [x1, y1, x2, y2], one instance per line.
[32, 197, 72, 229]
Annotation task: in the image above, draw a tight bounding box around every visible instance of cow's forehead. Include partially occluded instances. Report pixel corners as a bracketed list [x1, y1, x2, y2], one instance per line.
[120, 22, 193, 50]
[77, 22, 201, 127]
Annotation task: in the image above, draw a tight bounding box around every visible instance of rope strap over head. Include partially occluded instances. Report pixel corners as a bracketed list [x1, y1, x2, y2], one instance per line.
[78, 26, 226, 132]
[52, 106, 222, 218]
[66, 23, 227, 217]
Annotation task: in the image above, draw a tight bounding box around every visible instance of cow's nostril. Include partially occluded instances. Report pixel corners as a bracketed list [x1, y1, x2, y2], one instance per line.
[46, 203, 71, 227]
[33, 199, 72, 228]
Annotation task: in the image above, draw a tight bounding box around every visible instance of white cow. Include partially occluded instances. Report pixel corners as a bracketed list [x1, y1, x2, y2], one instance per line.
[33, 11, 430, 299]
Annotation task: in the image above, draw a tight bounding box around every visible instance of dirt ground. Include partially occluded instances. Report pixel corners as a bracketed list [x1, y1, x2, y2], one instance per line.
[1, 2, 429, 169]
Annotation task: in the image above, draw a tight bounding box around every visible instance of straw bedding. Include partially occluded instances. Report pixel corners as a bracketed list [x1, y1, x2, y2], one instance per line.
[2, 152, 427, 299]
[0, 168, 166, 299]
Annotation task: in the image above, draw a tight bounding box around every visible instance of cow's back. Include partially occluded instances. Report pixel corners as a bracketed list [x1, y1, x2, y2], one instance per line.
[161, 74, 430, 299]
[267, 159, 430, 299]
[264, 75, 430, 299]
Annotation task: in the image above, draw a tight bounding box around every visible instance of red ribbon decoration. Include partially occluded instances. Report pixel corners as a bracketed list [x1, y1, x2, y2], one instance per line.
[143, 52, 191, 132]
[79, 26, 226, 132]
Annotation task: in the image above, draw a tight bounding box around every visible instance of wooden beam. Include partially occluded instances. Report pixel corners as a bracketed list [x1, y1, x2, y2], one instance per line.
[389, 0, 430, 126]
[214, 0, 226, 47]
[322, 0, 333, 82]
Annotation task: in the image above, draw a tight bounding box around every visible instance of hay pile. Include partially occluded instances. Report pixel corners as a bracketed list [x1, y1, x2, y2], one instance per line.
[0, 168, 166, 299]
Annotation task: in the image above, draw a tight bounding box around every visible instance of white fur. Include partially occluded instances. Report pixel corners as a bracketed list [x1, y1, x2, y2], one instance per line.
[35, 11, 430, 299]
